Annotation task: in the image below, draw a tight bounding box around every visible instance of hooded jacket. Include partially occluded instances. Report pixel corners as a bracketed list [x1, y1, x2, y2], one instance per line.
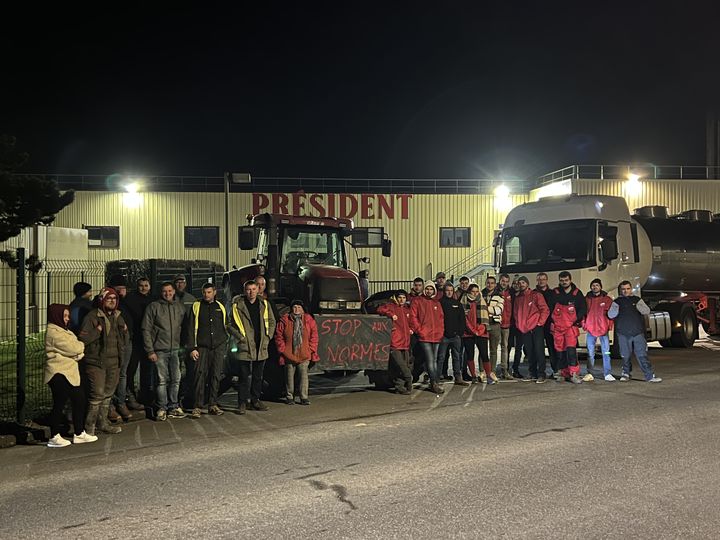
[376, 299, 412, 350]
[512, 288, 550, 334]
[409, 282, 444, 343]
[44, 304, 85, 386]
[584, 290, 613, 337]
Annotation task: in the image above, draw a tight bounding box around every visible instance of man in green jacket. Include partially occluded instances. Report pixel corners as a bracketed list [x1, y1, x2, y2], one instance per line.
[228, 280, 276, 414]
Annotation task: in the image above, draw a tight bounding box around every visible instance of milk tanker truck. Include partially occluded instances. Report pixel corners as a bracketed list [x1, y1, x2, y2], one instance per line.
[496, 194, 720, 348]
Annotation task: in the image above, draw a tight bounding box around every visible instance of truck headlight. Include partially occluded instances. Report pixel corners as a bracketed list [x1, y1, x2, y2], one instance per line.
[346, 301, 362, 310]
[319, 301, 341, 309]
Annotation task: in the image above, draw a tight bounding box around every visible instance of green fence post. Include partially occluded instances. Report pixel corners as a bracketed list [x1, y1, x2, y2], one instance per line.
[16, 247, 26, 425]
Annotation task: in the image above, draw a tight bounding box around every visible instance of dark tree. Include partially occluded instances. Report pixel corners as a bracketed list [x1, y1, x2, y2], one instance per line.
[0, 135, 75, 242]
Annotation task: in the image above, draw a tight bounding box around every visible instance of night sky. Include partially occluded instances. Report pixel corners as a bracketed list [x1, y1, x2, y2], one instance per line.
[3, 3, 719, 180]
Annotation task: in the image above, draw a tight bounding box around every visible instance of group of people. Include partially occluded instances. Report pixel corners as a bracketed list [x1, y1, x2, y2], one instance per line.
[44, 273, 319, 448]
[375, 270, 662, 396]
[44, 267, 661, 447]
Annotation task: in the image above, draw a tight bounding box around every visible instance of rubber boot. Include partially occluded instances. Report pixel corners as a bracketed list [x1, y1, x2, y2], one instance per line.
[97, 399, 122, 434]
[84, 403, 100, 436]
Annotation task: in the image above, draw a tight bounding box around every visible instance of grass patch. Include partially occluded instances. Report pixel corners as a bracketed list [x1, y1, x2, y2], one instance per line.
[0, 332, 52, 422]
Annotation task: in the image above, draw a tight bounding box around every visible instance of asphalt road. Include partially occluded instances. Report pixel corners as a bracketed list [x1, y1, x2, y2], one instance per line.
[2, 338, 720, 539]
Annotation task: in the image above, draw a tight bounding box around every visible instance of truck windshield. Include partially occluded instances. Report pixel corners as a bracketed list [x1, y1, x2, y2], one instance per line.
[280, 228, 347, 274]
[500, 219, 596, 272]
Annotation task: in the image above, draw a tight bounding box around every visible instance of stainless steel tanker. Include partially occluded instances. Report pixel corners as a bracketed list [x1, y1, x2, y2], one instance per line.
[497, 194, 720, 347]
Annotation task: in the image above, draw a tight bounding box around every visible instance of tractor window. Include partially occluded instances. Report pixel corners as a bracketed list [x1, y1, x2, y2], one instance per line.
[280, 228, 346, 273]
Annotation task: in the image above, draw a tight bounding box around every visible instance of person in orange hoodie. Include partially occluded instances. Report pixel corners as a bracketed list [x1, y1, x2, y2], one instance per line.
[377, 290, 413, 394]
[275, 300, 319, 405]
[409, 281, 445, 394]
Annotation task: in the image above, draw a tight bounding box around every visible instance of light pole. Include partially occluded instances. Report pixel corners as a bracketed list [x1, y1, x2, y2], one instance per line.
[224, 172, 252, 270]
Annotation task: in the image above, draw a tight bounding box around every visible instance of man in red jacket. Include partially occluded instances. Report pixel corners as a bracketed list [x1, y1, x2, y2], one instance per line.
[512, 276, 550, 383]
[377, 290, 413, 394]
[583, 278, 614, 381]
[409, 281, 445, 394]
[550, 271, 587, 384]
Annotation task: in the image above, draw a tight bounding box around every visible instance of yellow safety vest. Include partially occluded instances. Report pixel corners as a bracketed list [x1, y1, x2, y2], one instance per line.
[231, 298, 270, 338]
[192, 301, 227, 346]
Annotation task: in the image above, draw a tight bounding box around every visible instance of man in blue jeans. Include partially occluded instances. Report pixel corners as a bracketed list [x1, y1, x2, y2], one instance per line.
[438, 283, 470, 387]
[142, 281, 188, 420]
[607, 281, 662, 383]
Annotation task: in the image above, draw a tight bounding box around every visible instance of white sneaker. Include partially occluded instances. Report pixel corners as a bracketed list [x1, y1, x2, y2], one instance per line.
[619, 373, 630, 382]
[604, 374, 616, 382]
[73, 431, 98, 444]
[648, 377, 663, 383]
[47, 434, 71, 448]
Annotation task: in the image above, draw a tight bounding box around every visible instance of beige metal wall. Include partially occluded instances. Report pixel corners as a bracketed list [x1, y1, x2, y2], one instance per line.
[571, 179, 720, 214]
[349, 193, 527, 281]
[49, 191, 527, 282]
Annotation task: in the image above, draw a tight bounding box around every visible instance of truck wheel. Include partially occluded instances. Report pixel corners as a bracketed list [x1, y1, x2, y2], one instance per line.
[669, 304, 697, 348]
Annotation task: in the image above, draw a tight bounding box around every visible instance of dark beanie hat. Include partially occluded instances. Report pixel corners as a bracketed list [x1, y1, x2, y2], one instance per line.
[590, 278, 603, 287]
[290, 299, 305, 309]
[73, 282, 92, 297]
[396, 289, 408, 297]
[108, 274, 127, 287]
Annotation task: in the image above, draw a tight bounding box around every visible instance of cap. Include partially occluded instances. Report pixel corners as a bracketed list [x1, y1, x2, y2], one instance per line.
[173, 274, 186, 282]
[290, 299, 305, 309]
[435, 272, 446, 279]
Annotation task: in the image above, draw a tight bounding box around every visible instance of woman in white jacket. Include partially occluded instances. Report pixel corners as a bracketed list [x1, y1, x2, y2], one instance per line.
[44, 304, 98, 447]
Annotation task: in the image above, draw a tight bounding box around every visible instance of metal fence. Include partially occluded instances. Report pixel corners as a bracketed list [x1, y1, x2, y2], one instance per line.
[0, 251, 106, 423]
[537, 164, 720, 185]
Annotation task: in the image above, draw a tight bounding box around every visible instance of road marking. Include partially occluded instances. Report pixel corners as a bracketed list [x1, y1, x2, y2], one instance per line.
[134, 425, 142, 447]
[464, 385, 478, 407]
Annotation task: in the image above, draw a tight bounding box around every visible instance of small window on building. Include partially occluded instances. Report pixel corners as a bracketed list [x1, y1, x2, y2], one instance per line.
[353, 227, 384, 247]
[85, 226, 120, 248]
[185, 226, 220, 248]
[440, 227, 471, 248]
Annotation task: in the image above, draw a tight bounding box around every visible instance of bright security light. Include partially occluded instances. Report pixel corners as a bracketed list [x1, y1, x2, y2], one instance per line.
[494, 184, 510, 198]
[122, 179, 143, 208]
[494, 184, 512, 211]
[624, 173, 642, 196]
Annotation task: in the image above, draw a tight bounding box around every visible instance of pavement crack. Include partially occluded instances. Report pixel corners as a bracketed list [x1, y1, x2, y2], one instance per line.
[307, 480, 358, 511]
[296, 469, 337, 480]
[519, 425, 582, 438]
[60, 522, 87, 530]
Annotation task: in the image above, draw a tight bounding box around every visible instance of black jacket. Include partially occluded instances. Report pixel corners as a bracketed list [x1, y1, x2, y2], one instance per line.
[440, 295, 466, 338]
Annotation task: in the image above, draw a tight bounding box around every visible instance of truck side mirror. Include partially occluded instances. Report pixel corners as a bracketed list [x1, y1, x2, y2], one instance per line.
[381, 238, 392, 257]
[239, 227, 255, 250]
